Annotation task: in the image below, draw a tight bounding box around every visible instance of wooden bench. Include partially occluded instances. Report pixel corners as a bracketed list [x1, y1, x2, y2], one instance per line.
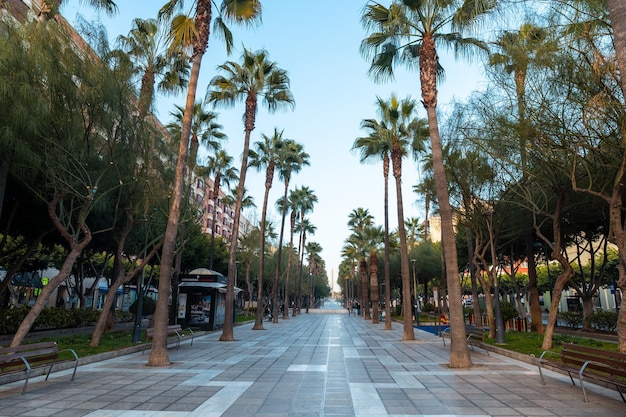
[143, 324, 195, 354]
[537, 342, 626, 402]
[0, 341, 78, 395]
[442, 325, 488, 355]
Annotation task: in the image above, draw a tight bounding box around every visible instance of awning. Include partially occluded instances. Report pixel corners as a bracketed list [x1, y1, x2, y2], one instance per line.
[179, 281, 242, 294]
[179, 282, 226, 289]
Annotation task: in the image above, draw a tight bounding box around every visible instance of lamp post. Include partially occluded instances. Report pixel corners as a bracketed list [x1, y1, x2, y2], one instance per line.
[484, 209, 506, 344]
[411, 259, 418, 325]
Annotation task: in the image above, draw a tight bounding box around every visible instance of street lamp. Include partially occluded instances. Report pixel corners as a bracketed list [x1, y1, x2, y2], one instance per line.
[484, 209, 506, 344]
[411, 259, 418, 325]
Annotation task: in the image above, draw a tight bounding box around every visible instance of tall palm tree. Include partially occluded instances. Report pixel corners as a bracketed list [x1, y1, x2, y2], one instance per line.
[353, 121, 393, 328]
[207, 48, 294, 341]
[404, 217, 423, 250]
[305, 241, 323, 310]
[413, 174, 436, 241]
[347, 208, 374, 319]
[202, 149, 237, 269]
[362, 94, 425, 338]
[117, 18, 189, 120]
[274, 141, 309, 319]
[362, 0, 496, 367]
[248, 128, 285, 329]
[150, 0, 261, 365]
[280, 188, 301, 317]
[167, 101, 226, 192]
[362, 225, 384, 323]
[292, 187, 317, 314]
[296, 217, 316, 312]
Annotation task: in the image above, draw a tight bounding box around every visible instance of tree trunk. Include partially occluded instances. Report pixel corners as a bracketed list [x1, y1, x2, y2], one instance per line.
[382, 156, 392, 329]
[607, 0, 626, 103]
[605, 0, 626, 353]
[220, 94, 256, 341]
[360, 259, 370, 319]
[282, 191, 294, 320]
[11, 193, 92, 346]
[370, 252, 379, 323]
[466, 227, 482, 328]
[253, 179, 271, 330]
[425, 103, 471, 367]
[391, 150, 414, 340]
[148, 51, 200, 366]
[526, 232, 544, 333]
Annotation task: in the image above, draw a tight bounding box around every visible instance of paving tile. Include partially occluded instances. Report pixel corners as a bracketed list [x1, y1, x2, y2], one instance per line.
[1, 313, 625, 416]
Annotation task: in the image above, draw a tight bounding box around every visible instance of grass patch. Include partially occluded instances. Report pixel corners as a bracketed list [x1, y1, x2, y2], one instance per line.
[39, 330, 140, 359]
[37, 313, 255, 359]
[482, 331, 618, 356]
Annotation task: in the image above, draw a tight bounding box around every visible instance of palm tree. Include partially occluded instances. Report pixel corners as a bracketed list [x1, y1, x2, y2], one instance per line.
[149, 0, 261, 366]
[347, 208, 374, 319]
[207, 48, 294, 341]
[117, 18, 189, 120]
[361, 94, 425, 338]
[202, 150, 238, 269]
[274, 141, 309, 319]
[362, 225, 384, 323]
[292, 186, 318, 315]
[362, 0, 496, 367]
[248, 128, 285, 329]
[413, 174, 436, 241]
[167, 101, 226, 193]
[38, 0, 117, 21]
[404, 217, 422, 250]
[305, 241, 323, 310]
[353, 121, 393, 328]
[296, 217, 316, 312]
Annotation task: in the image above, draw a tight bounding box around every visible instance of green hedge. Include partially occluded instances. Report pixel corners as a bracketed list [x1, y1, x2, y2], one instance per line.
[0, 306, 100, 335]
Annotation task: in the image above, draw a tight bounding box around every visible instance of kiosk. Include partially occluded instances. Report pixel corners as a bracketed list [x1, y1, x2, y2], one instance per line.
[177, 268, 229, 330]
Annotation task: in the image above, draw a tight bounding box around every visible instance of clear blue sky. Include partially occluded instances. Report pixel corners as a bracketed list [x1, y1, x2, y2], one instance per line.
[63, 0, 487, 291]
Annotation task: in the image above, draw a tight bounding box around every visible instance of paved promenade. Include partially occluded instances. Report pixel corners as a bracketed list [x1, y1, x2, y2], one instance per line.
[0, 312, 624, 417]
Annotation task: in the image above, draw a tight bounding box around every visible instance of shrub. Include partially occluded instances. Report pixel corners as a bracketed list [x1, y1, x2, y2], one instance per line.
[559, 311, 583, 328]
[590, 310, 618, 332]
[498, 301, 519, 321]
[0, 305, 31, 334]
[395, 304, 402, 316]
[128, 297, 156, 317]
[422, 303, 435, 313]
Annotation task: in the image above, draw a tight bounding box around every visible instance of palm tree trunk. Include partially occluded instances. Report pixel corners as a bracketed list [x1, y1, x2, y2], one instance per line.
[383, 157, 392, 329]
[220, 94, 256, 341]
[148, 50, 200, 366]
[391, 148, 414, 340]
[604, 0, 626, 354]
[425, 105, 471, 368]
[253, 181, 271, 330]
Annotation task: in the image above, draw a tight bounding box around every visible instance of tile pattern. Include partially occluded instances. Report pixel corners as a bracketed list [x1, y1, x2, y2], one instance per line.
[0, 313, 624, 416]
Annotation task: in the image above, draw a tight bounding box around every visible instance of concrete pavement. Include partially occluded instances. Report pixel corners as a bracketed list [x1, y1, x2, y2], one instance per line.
[0, 312, 624, 416]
